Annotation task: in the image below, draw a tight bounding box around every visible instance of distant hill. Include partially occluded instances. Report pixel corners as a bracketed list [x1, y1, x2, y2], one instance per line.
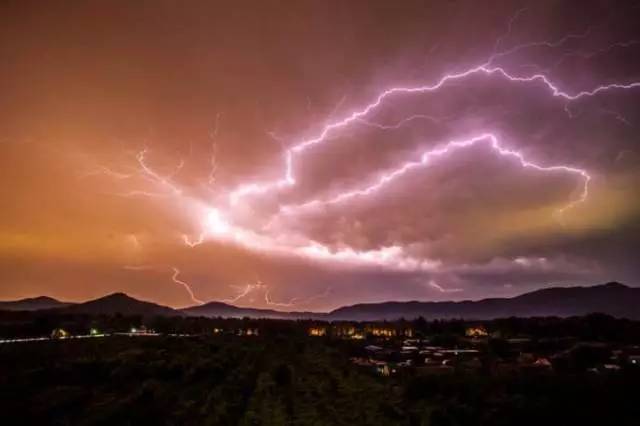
[184, 282, 640, 321]
[3, 282, 638, 320]
[0, 296, 71, 311]
[53, 293, 179, 317]
[327, 282, 640, 321]
[181, 301, 317, 319]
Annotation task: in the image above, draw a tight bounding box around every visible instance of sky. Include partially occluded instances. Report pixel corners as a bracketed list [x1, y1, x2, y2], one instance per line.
[1, 0, 639, 310]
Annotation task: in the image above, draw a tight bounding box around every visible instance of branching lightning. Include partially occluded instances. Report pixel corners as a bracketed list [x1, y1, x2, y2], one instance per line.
[206, 26, 639, 275]
[222, 280, 332, 309]
[97, 11, 640, 306]
[356, 114, 446, 130]
[228, 63, 639, 204]
[171, 267, 204, 305]
[124, 264, 204, 305]
[135, 148, 184, 196]
[277, 133, 590, 217]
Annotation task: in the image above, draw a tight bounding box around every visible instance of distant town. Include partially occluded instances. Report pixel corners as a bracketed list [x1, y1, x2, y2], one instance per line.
[3, 306, 640, 377]
[2, 284, 640, 425]
[2, 294, 640, 425]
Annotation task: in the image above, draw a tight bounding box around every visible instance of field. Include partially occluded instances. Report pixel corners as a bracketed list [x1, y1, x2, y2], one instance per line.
[0, 335, 395, 426]
[1, 329, 639, 426]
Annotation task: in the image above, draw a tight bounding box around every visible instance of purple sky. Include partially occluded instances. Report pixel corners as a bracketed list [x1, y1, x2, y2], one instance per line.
[1, 0, 639, 310]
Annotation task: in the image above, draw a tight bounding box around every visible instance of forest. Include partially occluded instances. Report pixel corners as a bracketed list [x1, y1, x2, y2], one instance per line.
[1, 314, 639, 425]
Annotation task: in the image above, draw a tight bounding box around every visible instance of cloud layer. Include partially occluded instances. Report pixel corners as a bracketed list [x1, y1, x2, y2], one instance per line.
[1, 1, 639, 309]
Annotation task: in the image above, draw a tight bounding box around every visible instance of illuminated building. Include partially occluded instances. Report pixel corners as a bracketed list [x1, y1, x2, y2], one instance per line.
[376, 363, 391, 377]
[308, 326, 327, 336]
[366, 325, 397, 338]
[332, 324, 360, 338]
[51, 328, 69, 339]
[465, 325, 488, 338]
[129, 325, 156, 335]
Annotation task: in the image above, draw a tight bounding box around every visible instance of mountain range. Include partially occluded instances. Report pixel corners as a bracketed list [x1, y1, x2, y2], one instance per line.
[0, 296, 71, 311]
[1, 282, 638, 320]
[56, 292, 177, 317]
[327, 282, 640, 321]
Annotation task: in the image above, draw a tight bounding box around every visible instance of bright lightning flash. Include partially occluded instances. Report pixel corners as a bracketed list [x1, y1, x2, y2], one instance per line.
[96, 14, 640, 305]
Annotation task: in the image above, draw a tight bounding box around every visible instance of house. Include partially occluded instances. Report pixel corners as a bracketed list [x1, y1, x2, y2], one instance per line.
[308, 326, 327, 337]
[401, 328, 414, 338]
[366, 325, 396, 338]
[332, 324, 359, 338]
[372, 361, 392, 376]
[465, 325, 488, 338]
[51, 328, 69, 339]
[332, 323, 367, 339]
[349, 357, 394, 376]
[130, 325, 156, 335]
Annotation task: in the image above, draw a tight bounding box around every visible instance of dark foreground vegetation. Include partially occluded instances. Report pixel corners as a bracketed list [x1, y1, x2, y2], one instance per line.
[1, 314, 639, 425]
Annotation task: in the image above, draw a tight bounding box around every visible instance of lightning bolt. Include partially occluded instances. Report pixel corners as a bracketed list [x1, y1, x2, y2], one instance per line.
[228, 63, 639, 205]
[100, 148, 187, 199]
[488, 25, 595, 65]
[199, 26, 639, 274]
[79, 165, 135, 180]
[547, 40, 640, 72]
[264, 288, 298, 308]
[264, 286, 332, 308]
[427, 280, 463, 294]
[222, 279, 331, 309]
[356, 114, 447, 130]
[98, 14, 640, 297]
[123, 265, 204, 306]
[185, 59, 635, 269]
[276, 133, 590, 217]
[222, 281, 267, 304]
[171, 267, 204, 305]
[600, 107, 633, 126]
[182, 233, 206, 248]
[225, 14, 637, 205]
[490, 6, 529, 56]
[135, 148, 184, 196]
